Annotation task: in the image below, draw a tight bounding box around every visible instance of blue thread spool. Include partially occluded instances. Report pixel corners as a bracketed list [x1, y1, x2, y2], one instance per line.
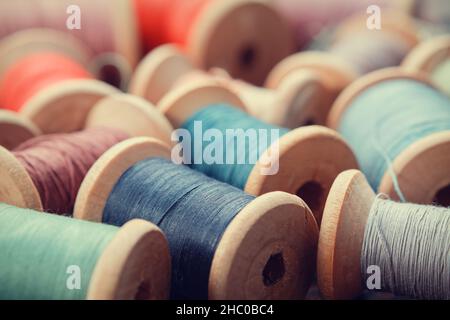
[0, 203, 170, 300]
[328, 68, 450, 206]
[157, 80, 358, 223]
[74, 137, 319, 300]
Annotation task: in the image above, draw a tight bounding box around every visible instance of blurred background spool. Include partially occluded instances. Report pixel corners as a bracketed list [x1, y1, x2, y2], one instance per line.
[403, 35, 450, 96]
[0, 0, 139, 89]
[328, 68, 450, 206]
[0, 110, 41, 150]
[269, 0, 414, 49]
[0, 94, 174, 213]
[129, 44, 328, 128]
[157, 79, 358, 223]
[266, 11, 419, 122]
[318, 169, 450, 300]
[0, 51, 119, 134]
[74, 137, 319, 300]
[133, 0, 295, 85]
[0, 203, 170, 300]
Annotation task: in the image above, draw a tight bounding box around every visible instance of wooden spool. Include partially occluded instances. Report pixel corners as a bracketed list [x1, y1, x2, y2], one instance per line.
[156, 79, 358, 223]
[0, 110, 40, 150]
[0, 94, 173, 211]
[265, 11, 419, 121]
[74, 137, 319, 300]
[87, 219, 171, 300]
[402, 35, 450, 95]
[185, 0, 295, 85]
[130, 44, 328, 129]
[0, 0, 140, 86]
[0, 29, 122, 134]
[328, 68, 450, 206]
[0, 28, 91, 82]
[317, 169, 376, 299]
[85, 93, 174, 147]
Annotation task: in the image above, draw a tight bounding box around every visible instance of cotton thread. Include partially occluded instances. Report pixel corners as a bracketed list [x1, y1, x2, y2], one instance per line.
[330, 32, 411, 75]
[103, 157, 255, 299]
[338, 79, 450, 193]
[182, 104, 289, 190]
[13, 127, 129, 214]
[0, 52, 92, 111]
[0, 202, 118, 300]
[361, 197, 450, 299]
[432, 59, 450, 96]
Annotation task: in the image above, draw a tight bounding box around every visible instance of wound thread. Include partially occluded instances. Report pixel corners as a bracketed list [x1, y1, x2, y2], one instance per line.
[13, 127, 129, 214]
[181, 104, 288, 190]
[338, 79, 450, 194]
[0, 52, 92, 111]
[361, 197, 450, 299]
[103, 157, 254, 299]
[0, 202, 118, 300]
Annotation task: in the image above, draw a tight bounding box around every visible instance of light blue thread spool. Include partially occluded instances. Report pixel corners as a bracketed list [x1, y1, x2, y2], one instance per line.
[335, 74, 450, 205]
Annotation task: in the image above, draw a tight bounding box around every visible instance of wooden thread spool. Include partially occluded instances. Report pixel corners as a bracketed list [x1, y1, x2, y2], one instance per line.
[0, 204, 170, 300]
[266, 11, 419, 119]
[0, 0, 139, 88]
[0, 93, 174, 212]
[327, 68, 450, 206]
[0, 110, 41, 150]
[133, 0, 295, 85]
[0, 50, 120, 134]
[156, 78, 358, 223]
[317, 169, 449, 300]
[0, 29, 92, 83]
[403, 35, 450, 96]
[74, 137, 319, 299]
[129, 44, 328, 128]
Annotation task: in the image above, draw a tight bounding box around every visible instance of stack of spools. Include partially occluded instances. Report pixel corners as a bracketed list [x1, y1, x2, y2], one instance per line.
[0, 0, 448, 301]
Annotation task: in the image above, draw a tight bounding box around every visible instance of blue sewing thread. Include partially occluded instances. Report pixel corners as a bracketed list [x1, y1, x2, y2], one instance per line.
[338, 79, 450, 196]
[181, 104, 289, 189]
[102, 157, 254, 300]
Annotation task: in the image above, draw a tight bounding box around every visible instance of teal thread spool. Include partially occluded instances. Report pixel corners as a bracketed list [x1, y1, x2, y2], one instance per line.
[0, 202, 170, 300]
[403, 36, 450, 97]
[328, 69, 450, 206]
[74, 137, 320, 300]
[157, 81, 358, 222]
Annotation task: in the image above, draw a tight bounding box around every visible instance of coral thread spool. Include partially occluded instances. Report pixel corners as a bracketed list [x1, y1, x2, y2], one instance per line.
[133, 0, 295, 85]
[0, 29, 91, 83]
[74, 137, 319, 300]
[318, 169, 450, 300]
[266, 11, 419, 118]
[0, 51, 119, 134]
[0, 204, 170, 300]
[0, 0, 140, 87]
[157, 79, 358, 222]
[328, 68, 450, 206]
[403, 35, 450, 96]
[129, 44, 328, 128]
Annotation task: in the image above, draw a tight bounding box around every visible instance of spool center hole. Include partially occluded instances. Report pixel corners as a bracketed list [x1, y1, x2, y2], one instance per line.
[99, 63, 122, 89]
[239, 45, 257, 69]
[296, 181, 324, 220]
[434, 184, 450, 207]
[262, 252, 285, 287]
[134, 280, 152, 300]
